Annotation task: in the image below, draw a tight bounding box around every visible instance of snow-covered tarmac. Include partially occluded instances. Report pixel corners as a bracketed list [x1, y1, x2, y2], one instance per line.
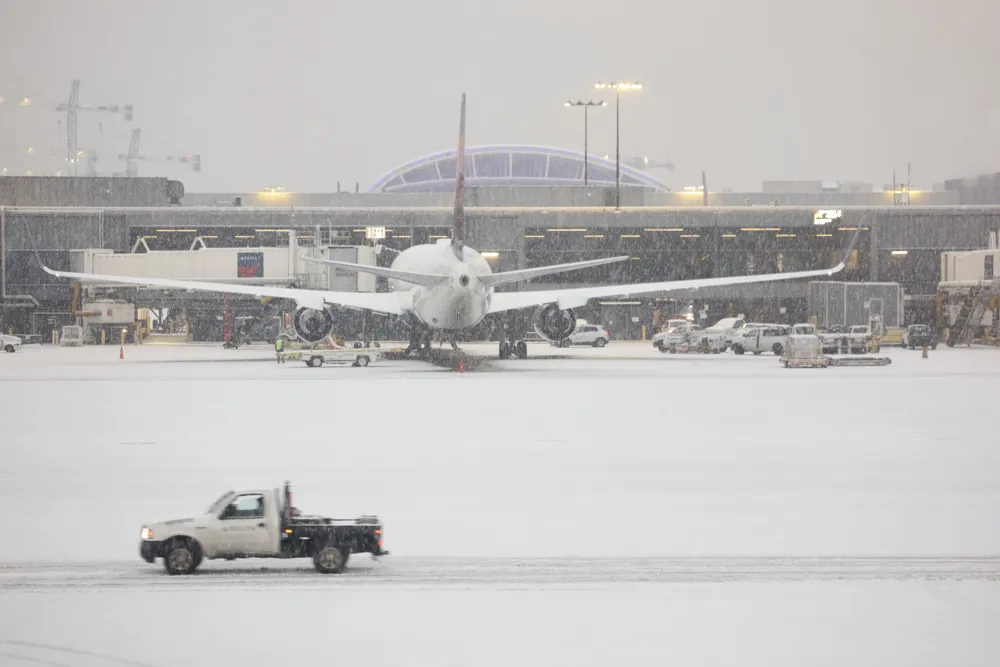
[1, 342, 999, 666]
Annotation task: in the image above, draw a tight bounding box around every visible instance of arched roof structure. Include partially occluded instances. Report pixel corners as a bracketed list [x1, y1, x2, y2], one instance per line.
[370, 145, 670, 193]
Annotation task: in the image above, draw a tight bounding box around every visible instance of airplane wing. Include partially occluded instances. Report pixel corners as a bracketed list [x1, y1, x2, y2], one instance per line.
[301, 256, 447, 288]
[39, 265, 404, 315]
[479, 255, 630, 288]
[487, 228, 861, 315]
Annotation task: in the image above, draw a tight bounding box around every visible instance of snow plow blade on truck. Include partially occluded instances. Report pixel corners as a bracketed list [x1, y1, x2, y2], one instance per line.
[139, 482, 388, 575]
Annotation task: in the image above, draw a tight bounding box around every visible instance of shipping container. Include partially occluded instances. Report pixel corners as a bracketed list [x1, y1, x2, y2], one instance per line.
[807, 281, 904, 329]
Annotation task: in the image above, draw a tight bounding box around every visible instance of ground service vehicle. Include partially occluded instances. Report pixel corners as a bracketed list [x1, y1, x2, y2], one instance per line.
[140, 482, 388, 575]
[279, 348, 380, 367]
[654, 323, 727, 353]
[779, 334, 829, 368]
[731, 325, 792, 356]
[902, 324, 938, 349]
[817, 325, 871, 354]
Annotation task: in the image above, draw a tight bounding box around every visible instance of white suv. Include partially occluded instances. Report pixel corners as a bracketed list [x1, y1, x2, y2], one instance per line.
[555, 323, 610, 348]
[730, 325, 791, 356]
[2, 333, 22, 353]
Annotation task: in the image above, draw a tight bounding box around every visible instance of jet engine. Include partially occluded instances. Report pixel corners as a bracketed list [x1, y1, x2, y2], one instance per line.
[532, 304, 577, 342]
[292, 307, 334, 343]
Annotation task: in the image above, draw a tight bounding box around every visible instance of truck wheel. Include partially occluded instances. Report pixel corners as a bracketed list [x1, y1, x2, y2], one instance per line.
[4, 345, 14, 353]
[732, 345, 744, 355]
[309, 356, 323, 368]
[355, 355, 369, 367]
[164, 540, 199, 576]
[314, 545, 348, 574]
[772, 343, 784, 356]
[594, 339, 606, 348]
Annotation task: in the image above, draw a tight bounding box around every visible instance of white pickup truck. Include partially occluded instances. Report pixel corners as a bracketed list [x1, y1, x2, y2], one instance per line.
[139, 482, 388, 575]
[817, 325, 872, 354]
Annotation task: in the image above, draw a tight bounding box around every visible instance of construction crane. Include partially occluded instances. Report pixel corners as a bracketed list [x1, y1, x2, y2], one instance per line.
[117, 128, 200, 177]
[54, 80, 133, 176]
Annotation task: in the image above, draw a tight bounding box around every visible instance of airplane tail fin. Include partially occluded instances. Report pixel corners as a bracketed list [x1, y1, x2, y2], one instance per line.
[451, 93, 467, 261]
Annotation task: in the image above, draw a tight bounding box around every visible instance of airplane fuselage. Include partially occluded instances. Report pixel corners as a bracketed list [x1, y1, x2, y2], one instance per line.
[388, 240, 493, 330]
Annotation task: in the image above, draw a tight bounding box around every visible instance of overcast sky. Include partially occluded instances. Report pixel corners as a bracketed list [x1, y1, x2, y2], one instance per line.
[2, 0, 998, 193]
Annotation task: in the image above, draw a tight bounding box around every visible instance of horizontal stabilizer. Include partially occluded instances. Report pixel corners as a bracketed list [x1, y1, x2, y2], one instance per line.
[301, 256, 447, 287]
[480, 255, 631, 288]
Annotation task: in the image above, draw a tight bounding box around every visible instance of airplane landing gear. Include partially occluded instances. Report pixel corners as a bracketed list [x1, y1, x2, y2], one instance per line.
[498, 340, 528, 359]
[406, 329, 433, 358]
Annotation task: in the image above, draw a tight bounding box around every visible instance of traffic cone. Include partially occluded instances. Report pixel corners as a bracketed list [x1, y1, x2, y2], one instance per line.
[458, 358, 464, 373]
[922, 344, 928, 359]
[119, 345, 124, 360]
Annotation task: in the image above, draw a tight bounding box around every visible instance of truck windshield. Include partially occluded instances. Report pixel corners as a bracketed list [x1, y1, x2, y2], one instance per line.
[206, 491, 234, 515]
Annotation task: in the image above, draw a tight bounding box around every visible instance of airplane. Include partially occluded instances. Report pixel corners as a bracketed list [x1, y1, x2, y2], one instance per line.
[39, 93, 861, 360]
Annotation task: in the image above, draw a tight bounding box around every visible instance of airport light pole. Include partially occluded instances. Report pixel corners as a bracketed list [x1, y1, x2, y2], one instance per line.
[594, 81, 642, 209]
[564, 100, 606, 186]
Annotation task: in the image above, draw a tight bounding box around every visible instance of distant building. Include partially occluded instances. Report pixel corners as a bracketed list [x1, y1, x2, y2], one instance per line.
[370, 145, 671, 194]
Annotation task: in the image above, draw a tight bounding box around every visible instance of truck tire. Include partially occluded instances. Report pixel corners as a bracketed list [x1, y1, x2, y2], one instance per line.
[4, 345, 14, 353]
[164, 539, 200, 576]
[314, 545, 349, 574]
[732, 345, 744, 355]
[772, 343, 784, 356]
[309, 356, 324, 368]
[355, 355, 369, 367]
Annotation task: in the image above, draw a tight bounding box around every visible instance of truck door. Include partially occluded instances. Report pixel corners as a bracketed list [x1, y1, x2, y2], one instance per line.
[215, 492, 276, 557]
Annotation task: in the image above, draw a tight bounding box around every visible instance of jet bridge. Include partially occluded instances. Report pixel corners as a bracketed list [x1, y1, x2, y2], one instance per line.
[69, 233, 378, 295]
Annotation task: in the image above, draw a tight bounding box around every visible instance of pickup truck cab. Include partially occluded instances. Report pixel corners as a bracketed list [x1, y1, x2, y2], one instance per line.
[139, 482, 388, 575]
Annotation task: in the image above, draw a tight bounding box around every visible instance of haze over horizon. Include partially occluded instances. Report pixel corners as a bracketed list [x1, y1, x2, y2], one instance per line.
[2, 0, 998, 193]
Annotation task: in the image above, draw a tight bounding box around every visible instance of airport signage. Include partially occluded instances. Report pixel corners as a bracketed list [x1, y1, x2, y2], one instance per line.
[365, 226, 387, 240]
[814, 209, 843, 225]
[238, 252, 264, 278]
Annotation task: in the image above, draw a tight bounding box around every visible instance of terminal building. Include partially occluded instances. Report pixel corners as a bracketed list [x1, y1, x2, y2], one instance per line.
[2, 150, 1000, 343]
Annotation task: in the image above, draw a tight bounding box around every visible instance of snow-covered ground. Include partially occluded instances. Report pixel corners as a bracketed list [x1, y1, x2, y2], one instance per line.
[1, 342, 999, 666]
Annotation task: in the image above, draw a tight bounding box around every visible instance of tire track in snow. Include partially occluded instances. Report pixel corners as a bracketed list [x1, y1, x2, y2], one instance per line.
[1, 556, 999, 591]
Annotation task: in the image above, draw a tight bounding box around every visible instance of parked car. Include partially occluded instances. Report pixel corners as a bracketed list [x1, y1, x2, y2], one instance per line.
[555, 322, 610, 348]
[2, 333, 22, 353]
[902, 324, 938, 349]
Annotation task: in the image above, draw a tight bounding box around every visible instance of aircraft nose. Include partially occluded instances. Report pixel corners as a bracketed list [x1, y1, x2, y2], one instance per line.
[459, 274, 470, 287]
